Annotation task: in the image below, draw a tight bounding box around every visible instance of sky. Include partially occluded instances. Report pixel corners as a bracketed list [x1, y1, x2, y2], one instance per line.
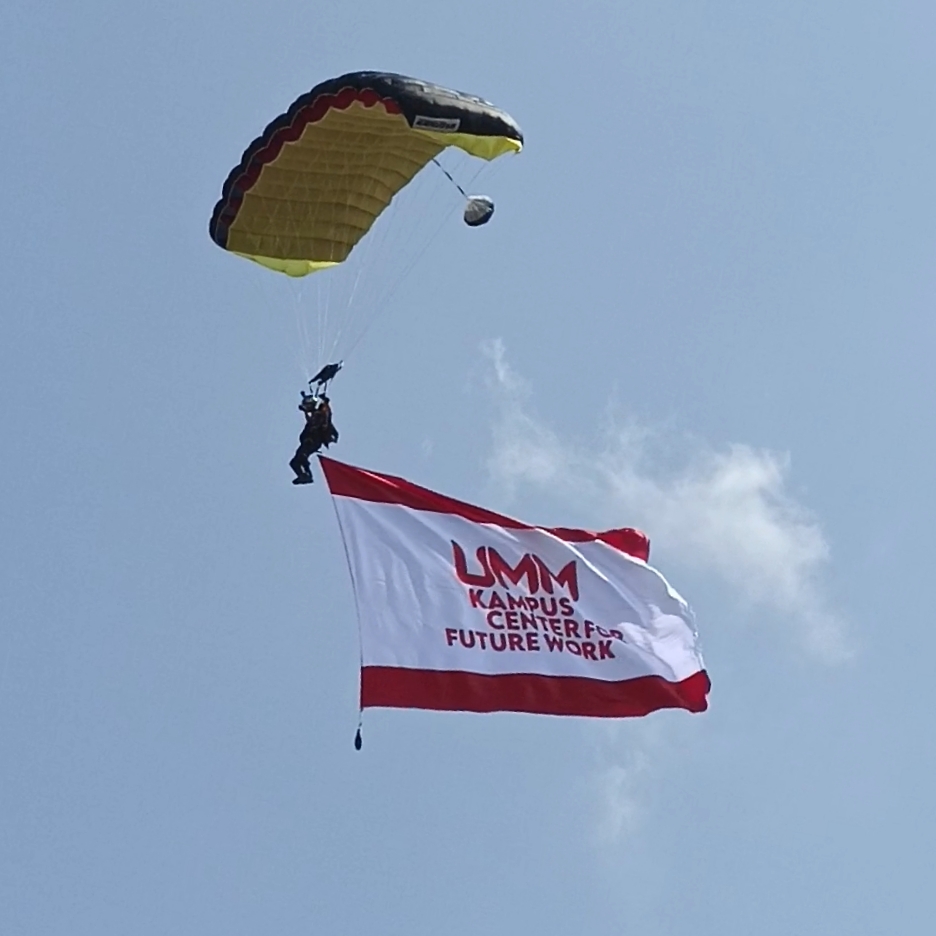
[1, 1, 935, 933]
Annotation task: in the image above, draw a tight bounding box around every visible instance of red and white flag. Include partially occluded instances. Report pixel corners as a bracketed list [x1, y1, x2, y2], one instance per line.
[320, 457, 710, 718]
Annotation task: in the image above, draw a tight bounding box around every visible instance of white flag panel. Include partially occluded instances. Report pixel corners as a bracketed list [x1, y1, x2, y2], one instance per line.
[322, 457, 709, 717]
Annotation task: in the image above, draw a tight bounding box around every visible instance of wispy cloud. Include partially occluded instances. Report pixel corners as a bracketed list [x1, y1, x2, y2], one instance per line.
[481, 338, 850, 664]
[592, 729, 655, 843]
[482, 339, 849, 841]
[588, 718, 684, 846]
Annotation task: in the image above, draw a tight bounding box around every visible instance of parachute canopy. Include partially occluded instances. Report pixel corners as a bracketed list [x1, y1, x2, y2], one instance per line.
[209, 71, 523, 277]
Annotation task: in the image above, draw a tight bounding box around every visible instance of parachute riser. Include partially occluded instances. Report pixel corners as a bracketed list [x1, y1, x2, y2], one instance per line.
[431, 157, 495, 227]
[431, 156, 468, 199]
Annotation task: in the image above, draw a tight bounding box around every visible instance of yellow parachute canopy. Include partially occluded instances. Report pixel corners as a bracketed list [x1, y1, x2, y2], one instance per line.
[210, 72, 523, 277]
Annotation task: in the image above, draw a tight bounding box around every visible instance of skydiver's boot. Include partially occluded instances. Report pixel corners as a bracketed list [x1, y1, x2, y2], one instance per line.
[290, 449, 308, 483]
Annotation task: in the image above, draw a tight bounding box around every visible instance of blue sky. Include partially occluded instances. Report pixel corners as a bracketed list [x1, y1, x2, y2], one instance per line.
[2, 2, 934, 933]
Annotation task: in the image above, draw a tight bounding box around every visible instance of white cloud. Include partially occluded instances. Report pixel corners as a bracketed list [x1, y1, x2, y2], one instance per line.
[593, 737, 653, 843]
[588, 719, 675, 845]
[480, 340, 850, 841]
[481, 339, 850, 663]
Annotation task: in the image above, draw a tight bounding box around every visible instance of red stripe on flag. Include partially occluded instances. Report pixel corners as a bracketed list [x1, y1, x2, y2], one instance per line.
[319, 457, 650, 561]
[361, 666, 710, 717]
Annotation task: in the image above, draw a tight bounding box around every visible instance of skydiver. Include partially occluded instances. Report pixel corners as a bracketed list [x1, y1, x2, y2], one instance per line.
[289, 393, 321, 484]
[289, 393, 339, 485]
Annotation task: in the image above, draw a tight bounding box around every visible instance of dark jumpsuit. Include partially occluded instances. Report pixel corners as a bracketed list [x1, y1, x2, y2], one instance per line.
[290, 403, 337, 481]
